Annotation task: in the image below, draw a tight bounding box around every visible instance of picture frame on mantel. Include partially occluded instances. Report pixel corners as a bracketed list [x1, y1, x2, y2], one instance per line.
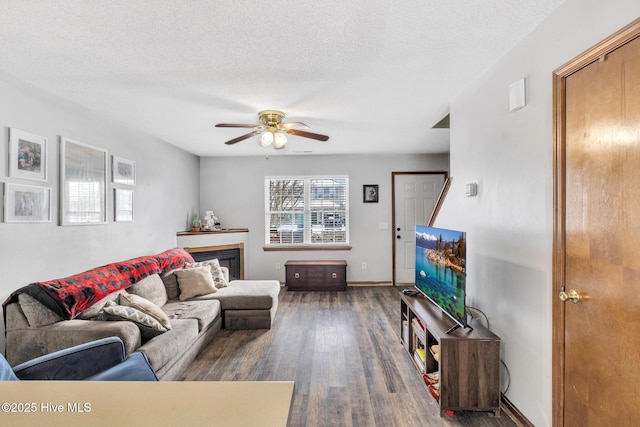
[363, 184, 378, 203]
[8, 128, 48, 182]
[112, 156, 136, 186]
[60, 137, 108, 226]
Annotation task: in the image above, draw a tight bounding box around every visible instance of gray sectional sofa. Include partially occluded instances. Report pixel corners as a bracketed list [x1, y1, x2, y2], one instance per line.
[3, 249, 280, 380]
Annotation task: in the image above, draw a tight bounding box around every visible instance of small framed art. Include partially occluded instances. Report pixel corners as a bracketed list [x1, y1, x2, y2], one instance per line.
[9, 128, 47, 181]
[4, 183, 52, 222]
[112, 156, 136, 185]
[363, 184, 378, 203]
[114, 188, 134, 222]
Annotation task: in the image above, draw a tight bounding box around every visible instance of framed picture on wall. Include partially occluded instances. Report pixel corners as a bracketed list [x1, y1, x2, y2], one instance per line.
[60, 137, 108, 226]
[363, 184, 379, 203]
[112, 156, 136, 185]
[114, 188, 134, 222]
[4, 183, 52, 223]
[8, 128, 48, 181]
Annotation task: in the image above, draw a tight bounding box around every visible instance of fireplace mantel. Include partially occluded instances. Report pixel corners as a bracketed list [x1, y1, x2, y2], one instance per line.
[177, 228, 248, 236]
[177, 229, 249, 280]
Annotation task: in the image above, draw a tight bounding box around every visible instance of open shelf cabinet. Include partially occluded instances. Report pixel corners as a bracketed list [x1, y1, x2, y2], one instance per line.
[400, 293, 502, 417]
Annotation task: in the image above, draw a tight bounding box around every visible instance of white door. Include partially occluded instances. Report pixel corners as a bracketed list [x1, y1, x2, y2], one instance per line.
[393, 173, 446, 284]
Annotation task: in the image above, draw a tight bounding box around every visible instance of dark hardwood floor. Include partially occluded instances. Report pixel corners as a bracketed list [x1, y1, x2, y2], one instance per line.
[180, 286, 518, 427]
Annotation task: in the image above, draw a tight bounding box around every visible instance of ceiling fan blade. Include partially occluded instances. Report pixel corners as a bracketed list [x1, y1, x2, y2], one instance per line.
[286, 128, 330, 141]
[215, 123, 260, 129]
[280, 122, 309, 130]
[224, 130, 261, 145]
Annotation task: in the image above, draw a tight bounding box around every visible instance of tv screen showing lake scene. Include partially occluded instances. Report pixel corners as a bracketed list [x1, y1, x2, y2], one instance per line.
[415, 225, 467, 327]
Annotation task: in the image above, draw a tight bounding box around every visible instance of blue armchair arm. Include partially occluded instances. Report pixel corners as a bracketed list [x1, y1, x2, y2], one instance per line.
[88, 351, 157, 381]
[9, 337, 157, 381]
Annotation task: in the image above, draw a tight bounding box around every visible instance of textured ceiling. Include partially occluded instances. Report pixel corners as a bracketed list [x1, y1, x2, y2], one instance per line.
[0, 0, 565, 157]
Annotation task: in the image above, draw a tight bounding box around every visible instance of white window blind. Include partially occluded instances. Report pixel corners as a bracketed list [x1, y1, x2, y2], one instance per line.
[265, 176, 349, 245]
[66, 181, 104, 223]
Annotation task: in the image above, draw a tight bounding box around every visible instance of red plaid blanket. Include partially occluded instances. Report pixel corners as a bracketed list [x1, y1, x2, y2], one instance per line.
[3, 248, 193, 319]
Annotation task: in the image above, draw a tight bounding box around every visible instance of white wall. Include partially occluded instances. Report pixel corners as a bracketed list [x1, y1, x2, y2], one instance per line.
[436, 1, 640, 425]
[0, 73, 200, 353]
[199, 154, 449, 282]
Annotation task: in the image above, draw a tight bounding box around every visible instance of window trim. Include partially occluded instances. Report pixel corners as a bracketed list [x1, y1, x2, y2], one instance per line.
[263, 244, 352, 251]
[264, 175, 349, 248]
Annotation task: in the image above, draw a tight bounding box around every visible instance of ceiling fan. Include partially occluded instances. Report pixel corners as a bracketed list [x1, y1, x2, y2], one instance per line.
[215, 110, 329, 149]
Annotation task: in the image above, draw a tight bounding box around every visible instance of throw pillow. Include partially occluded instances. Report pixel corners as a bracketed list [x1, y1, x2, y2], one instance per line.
[18, 293, 63, 327]
[185, 259, 229, 288]
[160, 270, 180, 300]
[102, 301, 168, 339]
[175, 266, 217, 301]
[128, 274, 168, 307]
[119, 293, 172, 330]
[77, 290, 127, 320]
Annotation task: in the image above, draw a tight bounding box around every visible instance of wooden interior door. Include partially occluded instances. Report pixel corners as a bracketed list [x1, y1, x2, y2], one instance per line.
[392, 172, 446, 285]
[553, 19, 640, 426]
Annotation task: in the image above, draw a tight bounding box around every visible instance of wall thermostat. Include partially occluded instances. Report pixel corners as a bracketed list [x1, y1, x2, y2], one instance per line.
[465, 183, 478, 197]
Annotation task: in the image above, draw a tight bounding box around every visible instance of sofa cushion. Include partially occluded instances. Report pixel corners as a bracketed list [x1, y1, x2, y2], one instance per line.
[191, 280, 279, 311]
[4, 302, 29, 330]
[103, 301, 168, 340]
[162, 299, 220, 333]
[18, 293, 63, 327]
[6, 319, 142, 366]
[175, 266, 217, 300]
[186, 259, 228, 288]
[137, 318, 198, 373]
[119, 293, 172, 330]
[127, 274, 168, 307]
[224, 309, 272, 330]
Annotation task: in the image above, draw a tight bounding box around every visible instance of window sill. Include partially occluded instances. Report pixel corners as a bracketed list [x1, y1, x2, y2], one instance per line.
[263, 245, 352, 251]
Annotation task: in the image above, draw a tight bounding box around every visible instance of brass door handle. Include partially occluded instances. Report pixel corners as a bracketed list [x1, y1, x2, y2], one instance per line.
[559, 289, 583, 304]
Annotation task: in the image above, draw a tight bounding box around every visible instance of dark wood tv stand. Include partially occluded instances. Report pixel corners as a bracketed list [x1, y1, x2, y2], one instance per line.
[400, 293, 501, 417]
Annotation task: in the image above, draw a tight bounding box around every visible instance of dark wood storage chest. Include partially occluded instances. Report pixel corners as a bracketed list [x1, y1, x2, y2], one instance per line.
[285, 260, 347, 291]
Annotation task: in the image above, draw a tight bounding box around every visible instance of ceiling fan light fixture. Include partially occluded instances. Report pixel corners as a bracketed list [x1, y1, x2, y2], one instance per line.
[217, 109, 329, 147]
[260, 131, 274, 147]
[273, 132, 287, 149]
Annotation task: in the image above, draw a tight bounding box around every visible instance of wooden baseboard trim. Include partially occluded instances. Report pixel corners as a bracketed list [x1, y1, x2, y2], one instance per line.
[347, 281, 392, 287]
[279, 282, 392, 287]
[501, 395, 534, 427]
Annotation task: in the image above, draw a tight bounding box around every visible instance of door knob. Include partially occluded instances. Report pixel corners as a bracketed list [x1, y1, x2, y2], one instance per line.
[397, 235, 401, 239]
[559, 289, 582, 304]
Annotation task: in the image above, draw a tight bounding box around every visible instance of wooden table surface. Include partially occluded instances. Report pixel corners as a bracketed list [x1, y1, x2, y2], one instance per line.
[0, 381, 294, 427]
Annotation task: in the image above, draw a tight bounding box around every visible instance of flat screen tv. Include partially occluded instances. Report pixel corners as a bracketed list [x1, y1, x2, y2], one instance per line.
[415, 225, 467, 333]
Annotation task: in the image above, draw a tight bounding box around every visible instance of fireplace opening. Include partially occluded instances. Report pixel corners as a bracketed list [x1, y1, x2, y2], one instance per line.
[186, 245, 243, 280]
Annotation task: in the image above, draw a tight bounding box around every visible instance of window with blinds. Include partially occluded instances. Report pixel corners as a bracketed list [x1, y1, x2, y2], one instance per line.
[265, 176, 349, 245]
